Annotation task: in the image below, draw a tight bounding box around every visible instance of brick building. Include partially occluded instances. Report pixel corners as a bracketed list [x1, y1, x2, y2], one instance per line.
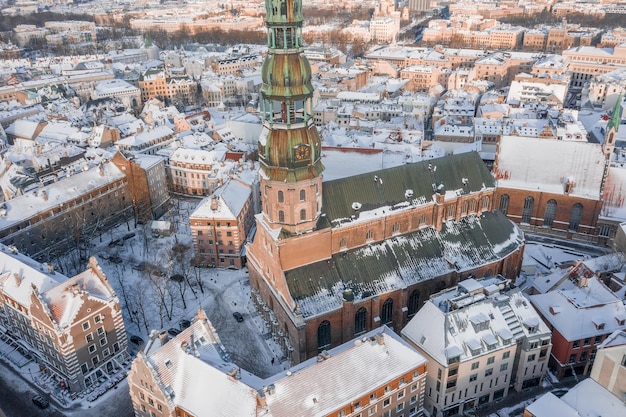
[0, 161, 134, 262]
[494, 135, 609, 240]
[190, 179, 257, 269]
[246, 0, 525, 365]
[0, 249, 129, 392]
[528, 263, 626, 379]
[129, 308, 428, 417]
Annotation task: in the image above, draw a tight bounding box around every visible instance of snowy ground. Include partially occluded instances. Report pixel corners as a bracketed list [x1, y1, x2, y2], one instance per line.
[1, 203, 618, 416]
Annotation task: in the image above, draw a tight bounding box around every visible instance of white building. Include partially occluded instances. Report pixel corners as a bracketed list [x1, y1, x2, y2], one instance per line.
[402, 277, 552, 417]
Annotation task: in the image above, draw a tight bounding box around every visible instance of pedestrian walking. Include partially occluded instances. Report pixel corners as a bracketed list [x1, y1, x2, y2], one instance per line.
[271, 357, 275, 365]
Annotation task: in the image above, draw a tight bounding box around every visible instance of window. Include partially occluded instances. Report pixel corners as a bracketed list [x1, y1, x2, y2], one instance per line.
[97, 327, 104, 336]
[469, 373, 477, 382]
[522, 196, 534, 224]
[82, 322, 90, 331]
[100, 338, 107, 346]
[366, 230, 374, 241]
[410, 395, 417, 404]
[528, 354, 536, 361]
[573, 340, 580, 348]
[539, 349, 548, 358]
[569, 203, 583, 231]
[103, 348, 110, 357]
[543, 199, 557, 227]
[278, 210, 285, 223]
[278, 191, 284, 202]
[485, 368, 493, 376]
[449, 367, 458, 376]
[499, 194, 510, 215]
[487, 356, 495, 365]
[471, 361, 479, 370]
[569, 354, 576, 363]
[94, 315, 101, 323]
[300, 190, 306, 201]
[397, 403, 404, 412]
[408, 290, 420, 318]
[383, 398, 390, 407]
[381, 298, 393, 325]
[86, 333, 93, 343]
[300, 209, 306, 221]
[500, 363, 508, 371]
[392, 222, 400, 234]
[370, 393, 376, 401]
[580, 352, 588, 362]
[88, 344, 96, 353]
[317, 321, 330, 350]
[446, 379, 457, 389]
[369, 406, 376, 416]
[355, 307, 367, 335]
[503, 351, 510, 360]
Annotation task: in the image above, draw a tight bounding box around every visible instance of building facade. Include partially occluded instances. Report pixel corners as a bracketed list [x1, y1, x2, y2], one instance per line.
[129, 308, 429, 417]
[246, 0, 525, 365]
[0, 250, 129, 392]
[190, 179, 256, 269]
[402, 277, 552, 417]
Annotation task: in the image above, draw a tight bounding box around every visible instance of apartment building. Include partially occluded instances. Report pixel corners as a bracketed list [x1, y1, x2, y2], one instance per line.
[91, 79, 142, 109]
[116, 125, 175, 155]
[211, 55, 262, 76]
[402, 277, 552, 417]
[168, 148, 234, 196]
[0, 161, 134, 262]
[138, 70, 197, 104]
[190, 179, 256, 269]
[528, 266, 626, 379]
[523, 331, 626, 417]
[129, 310, 428, 417]
[0, 249, 129, 392]
[563, 44, 626, 88]
[111, 152, 170, 223]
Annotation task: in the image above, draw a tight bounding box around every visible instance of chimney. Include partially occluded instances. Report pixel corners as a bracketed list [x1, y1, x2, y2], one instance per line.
[41, 190, 48, 201]
[13, 273, 21, 286]
[99, 165, 105, 176]
[266, 384, 276, 395]
[159, 331, 169, 346]
[47, 264, 55, 274]
[210, 196, 219, 211]
[375, 333, 385, 345]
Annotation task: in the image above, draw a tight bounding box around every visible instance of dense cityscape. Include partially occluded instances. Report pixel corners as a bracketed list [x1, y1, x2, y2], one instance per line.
[0, 0, 625, 416]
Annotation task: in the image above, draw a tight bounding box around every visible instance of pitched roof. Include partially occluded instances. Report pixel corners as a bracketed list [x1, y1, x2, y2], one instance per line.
[264, 327, 426, 417]
[286, 211, 523, 317]
[321, 152, 495, 227]
[495, 136, 606, 199]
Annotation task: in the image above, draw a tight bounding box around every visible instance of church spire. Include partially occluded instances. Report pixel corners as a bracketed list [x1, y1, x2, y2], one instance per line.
[608, 93, 623, 134]
[257, 0, 324, 234]
[602, 94, 622, 159]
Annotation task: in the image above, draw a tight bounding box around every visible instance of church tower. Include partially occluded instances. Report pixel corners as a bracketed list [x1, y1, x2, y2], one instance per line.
[258, 0, 324, 235]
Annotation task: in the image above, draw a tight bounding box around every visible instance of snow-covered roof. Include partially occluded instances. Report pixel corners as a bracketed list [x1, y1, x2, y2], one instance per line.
[529, 277, 626, 341]
[264, 327, 426, 417]
[403, 278, 549, 366]
[190, 179, 251, 220]
[495, 136, 606, 199]
[560, 378, 626, 417]
[525, 392, 579, 417]
[0, 162, 126, 230]
[0, 244, 63, 308]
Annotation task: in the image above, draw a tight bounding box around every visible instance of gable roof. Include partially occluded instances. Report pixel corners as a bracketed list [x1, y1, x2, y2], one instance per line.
[495, 136, 606, 200]
[321, 152, 495, 227]
[286, 211, 523, 317]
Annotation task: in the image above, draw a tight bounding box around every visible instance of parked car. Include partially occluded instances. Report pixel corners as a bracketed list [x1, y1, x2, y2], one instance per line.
[32, 395, 49, 409]
[122, 232, 136, 240]
[168, 328, 181, 337]
[129, 335, 144, 346]
[109, 255, 123, 264]
[108, 239, 122, 247]
[179, 319, 191, 330]
[232, 312, 244, 322]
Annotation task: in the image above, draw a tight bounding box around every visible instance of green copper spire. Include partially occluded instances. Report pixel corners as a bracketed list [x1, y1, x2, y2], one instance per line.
[608, 94, 623, 133]
[258, 0, 323, 183]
